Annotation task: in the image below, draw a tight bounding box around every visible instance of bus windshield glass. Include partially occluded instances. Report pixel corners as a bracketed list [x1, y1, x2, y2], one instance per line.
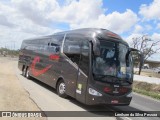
[93, 40, 133, 83]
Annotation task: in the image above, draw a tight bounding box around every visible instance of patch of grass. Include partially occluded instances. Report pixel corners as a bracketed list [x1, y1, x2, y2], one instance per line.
[133, 81, 160, 100]
[133, 88, 160, 100]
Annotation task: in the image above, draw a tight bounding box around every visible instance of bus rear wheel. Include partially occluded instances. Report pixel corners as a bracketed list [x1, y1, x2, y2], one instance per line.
[26, 67, 31, 79]
[22, 67, 26, 77]
[57, 80, 67, 98]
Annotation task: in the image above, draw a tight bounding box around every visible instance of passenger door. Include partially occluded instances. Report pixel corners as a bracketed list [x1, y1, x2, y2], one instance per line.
[62, 34, 81, 98]
[76, 40, 89, 104]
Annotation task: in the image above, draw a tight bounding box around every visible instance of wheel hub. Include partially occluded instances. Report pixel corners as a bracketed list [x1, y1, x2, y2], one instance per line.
[59, 83, 65, 94]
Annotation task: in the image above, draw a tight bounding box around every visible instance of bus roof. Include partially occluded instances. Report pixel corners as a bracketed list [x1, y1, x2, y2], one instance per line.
[54, 28, 128, 45]
[54, 28, 121, 38]
[23, 28, 128, 45]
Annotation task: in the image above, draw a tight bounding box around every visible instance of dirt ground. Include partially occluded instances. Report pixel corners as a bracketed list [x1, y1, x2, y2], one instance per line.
[0, 56, 46, 120]
[140, 71, 160, 78]
[134, 69, 160, 78]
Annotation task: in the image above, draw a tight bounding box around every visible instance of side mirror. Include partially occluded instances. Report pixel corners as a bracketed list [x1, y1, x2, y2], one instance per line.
[128, 48, 144, 75]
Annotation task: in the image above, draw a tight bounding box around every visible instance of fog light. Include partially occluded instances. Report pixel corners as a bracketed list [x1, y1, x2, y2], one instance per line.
[127, 92, 132, 97]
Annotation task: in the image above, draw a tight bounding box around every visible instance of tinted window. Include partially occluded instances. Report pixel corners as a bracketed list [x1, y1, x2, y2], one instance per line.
[49, 35, 64, 53]
[51, 35, 64, 45]
[79, 40, 89, 75]
[39, 38, 50, 45]
[38, 38, 50, 52]
[63, 35, 81, 65]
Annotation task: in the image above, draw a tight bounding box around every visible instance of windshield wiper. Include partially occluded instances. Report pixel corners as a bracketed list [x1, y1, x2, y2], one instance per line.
[125, 80, 132, 84]
[93, 74, 116, 79]
[93, 74, 118, 83]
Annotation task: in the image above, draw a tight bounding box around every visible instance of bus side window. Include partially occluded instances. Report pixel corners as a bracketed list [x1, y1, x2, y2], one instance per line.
[38, 38, 51, 52]
[49, 35, 64, 53]
[63, 36, 81, 65]
[50, 43, 60, 53]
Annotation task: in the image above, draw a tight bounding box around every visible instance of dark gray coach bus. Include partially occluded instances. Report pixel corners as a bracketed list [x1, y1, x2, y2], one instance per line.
[18, 28, 143, 106]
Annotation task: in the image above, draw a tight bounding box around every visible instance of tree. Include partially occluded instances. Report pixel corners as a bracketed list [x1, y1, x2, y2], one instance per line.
[131, 35, 160, 62]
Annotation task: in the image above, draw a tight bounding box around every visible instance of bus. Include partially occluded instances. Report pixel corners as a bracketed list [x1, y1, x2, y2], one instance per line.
[18, 28, 143, 106]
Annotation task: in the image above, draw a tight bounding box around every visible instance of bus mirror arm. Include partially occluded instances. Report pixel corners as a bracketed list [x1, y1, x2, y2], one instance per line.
[139, 53, 144, 75]
[129, 48, 144, 75]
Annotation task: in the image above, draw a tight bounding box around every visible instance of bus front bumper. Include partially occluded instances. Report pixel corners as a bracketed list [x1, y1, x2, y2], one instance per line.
[85, 92, 132, 106]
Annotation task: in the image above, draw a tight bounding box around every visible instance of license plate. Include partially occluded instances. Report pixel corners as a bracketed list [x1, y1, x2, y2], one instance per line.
[111, 100, 119, 104]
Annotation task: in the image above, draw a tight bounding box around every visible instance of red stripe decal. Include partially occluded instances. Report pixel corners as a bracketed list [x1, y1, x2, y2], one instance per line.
[49, 54, 60, 60]
[31, 56, 52, 77]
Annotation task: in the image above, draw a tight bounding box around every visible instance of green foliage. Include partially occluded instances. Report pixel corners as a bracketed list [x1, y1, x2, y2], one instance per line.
[133, 88, 160, 100]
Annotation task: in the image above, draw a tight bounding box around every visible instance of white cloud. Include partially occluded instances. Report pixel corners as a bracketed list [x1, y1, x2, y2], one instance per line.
[0, 0, 139, 49]
[70, 9, 138, 34]
[103, 9, 138, 34]
[133, 24, 143, 33]
[139, 0, 160, 20]
[11, 0, 59, 27]
[132, 24, 153, 35]
[0, 0, 59, 49]
[0, 25, 36, 49]
[151, 33, 160, 41]
[125, 33, 142, 46]
[48, 0, 138, 34]
[0, 15, 16, 28]
[0, 2, 16, 28]
[49, 0, 103, 24]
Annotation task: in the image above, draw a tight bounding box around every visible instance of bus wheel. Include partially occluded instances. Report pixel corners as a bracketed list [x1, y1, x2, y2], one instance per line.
[26, 67, 31, 79]
[22, 67, 26, 77]
[57, 80, 67, 98]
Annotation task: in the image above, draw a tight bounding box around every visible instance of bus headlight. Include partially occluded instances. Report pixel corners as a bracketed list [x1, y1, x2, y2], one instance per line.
[127, 92, 132, 97]
[89, 88, 102, 96]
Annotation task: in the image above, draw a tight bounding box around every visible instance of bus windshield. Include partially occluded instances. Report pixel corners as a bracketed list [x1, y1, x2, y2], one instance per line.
[93, 40, 133, 83]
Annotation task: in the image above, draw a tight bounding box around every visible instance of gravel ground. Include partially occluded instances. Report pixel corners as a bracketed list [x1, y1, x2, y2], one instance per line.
[0, 56, 46, 120]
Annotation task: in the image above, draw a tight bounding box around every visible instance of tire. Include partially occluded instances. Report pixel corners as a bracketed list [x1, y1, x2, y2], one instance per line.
[57, 80, 67, 98]
[26, 67, 31, 79]
[22, 67, 26, 77]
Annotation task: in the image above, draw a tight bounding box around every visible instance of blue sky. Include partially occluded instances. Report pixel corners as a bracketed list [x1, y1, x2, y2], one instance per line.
[103, 0, 153, 36]
[0, 0, 160, 60]
[103, 0, 152, 13]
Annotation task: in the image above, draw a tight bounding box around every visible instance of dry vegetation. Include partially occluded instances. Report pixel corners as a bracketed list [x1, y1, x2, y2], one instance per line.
[133, 81, 160, 100]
